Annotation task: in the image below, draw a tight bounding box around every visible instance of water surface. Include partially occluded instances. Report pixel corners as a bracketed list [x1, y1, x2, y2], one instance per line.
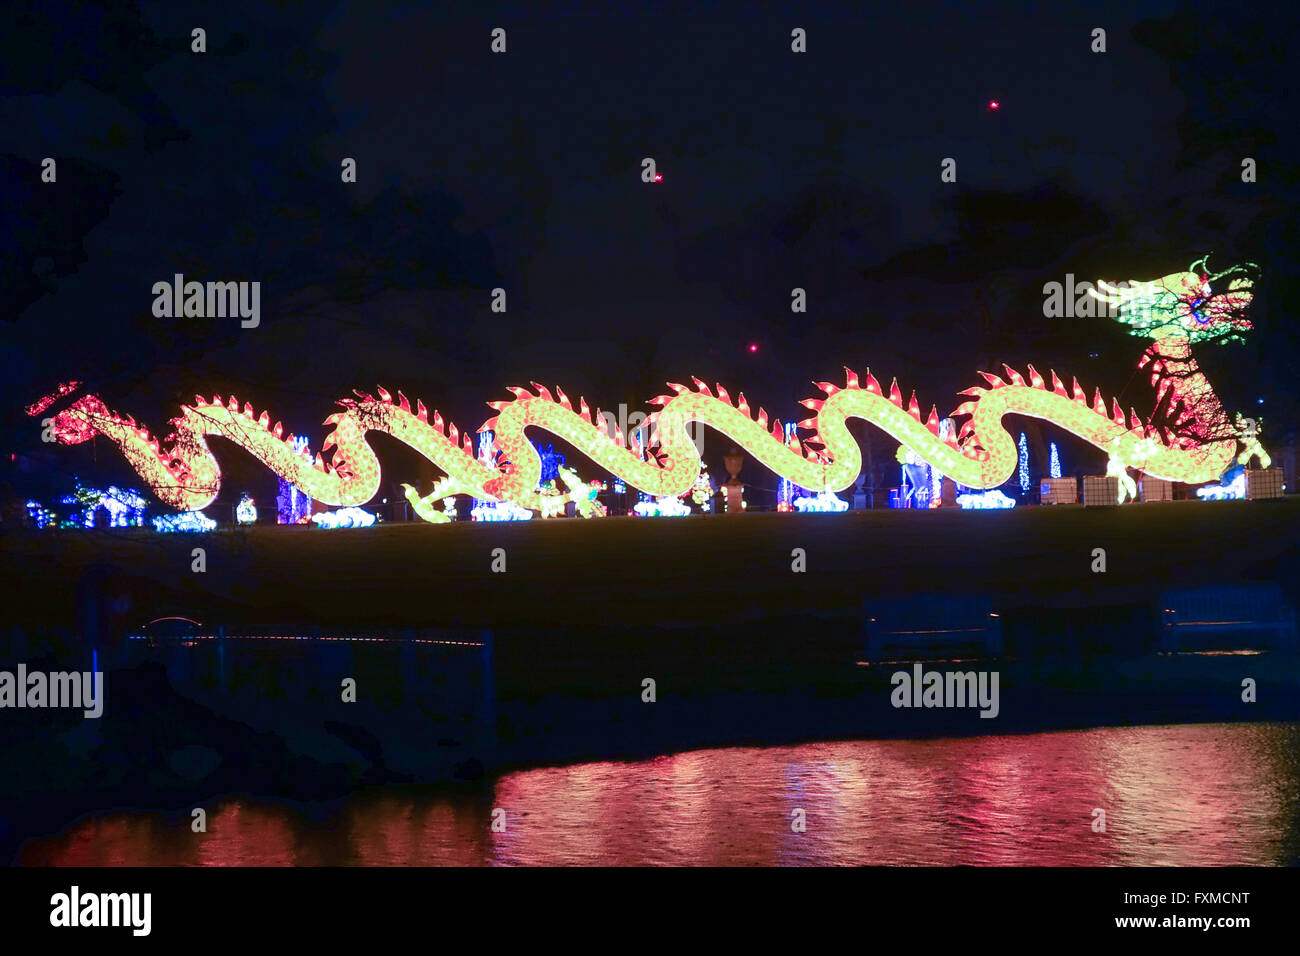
[22, 722, 1300, 865]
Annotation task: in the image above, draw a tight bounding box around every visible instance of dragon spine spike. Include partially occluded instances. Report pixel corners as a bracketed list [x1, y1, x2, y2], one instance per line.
[1130, 408, 1144, 435]
[506, 386, 528, 399]
[907, 392, 921, 419]
[243, 402, 255, 418]
[273, 422, 283, 438]
[1026, 365, 1045, 389]
[771, 419, 784, 440]
[737, 393, 751, 417]
[417, 400, 429, 422]
[211, 395, 222, 407]
[227, 396, 239, 412]
[757, 408, 769, 429]
[844, 367, 860, 388]
[1050, 371, 1069, 397]
[800, 397, 824, 411]
[815, 381, 840, 397]
[798, 418, 816, 429]
[480, 416, 499, 433]
[926, 407, 940, 434]
[579, 398, 591, 422]
[377, 386, 393, 403]
[449, 423, 459, 444]
[258, 411, 270, 427]
[1093, 390, 1108, 417]
[321, 434, 336, 451]
[194, 395, 207, 406]
[432, 412, 444, 432]
[865, 371, 882, 394]
[1111, 399, 1126, 428]
[690, 376, 712, 396]
[888, 379, 903, 406]
[716, 384, 732, 405]
[978, 371, 1005, 388]
[957, 387, 984, 399]
[648, 395, 670, 406]
[530, 383, 554, 402]
[1003, 365, 1027, 387]
[397, 391, 411, 413]
[486, 400, 507, 412]
[1072, 378, 1087, 403]
[556, 387, 572, 411]
[667, 382, 689, 394]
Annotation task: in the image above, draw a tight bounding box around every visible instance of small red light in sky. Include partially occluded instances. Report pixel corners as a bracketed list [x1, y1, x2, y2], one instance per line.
[749, 343, 758, 353]
[653, 174, 663, 182]
[988, 100, 1000, 110]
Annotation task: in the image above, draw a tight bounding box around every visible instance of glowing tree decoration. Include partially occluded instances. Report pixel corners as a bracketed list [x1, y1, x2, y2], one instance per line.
[471, 500, 533, 522]
[957, 489, 1016, 510]
[1049, 442, 1061, 479]
[276, 436, 314, 524]
[311, 506, 376, 529]
[633, 496, 691, 517]
[235, 494, 258, 524]
[537, 443, 564, 485]
[793, 490, 849, 512]
[25, 501, 56, 529]
[1017, 432, 1030, 493]
[153, 510, 217, 533]
[57, 481, 148, 528]
[32, 258, 1270, 523]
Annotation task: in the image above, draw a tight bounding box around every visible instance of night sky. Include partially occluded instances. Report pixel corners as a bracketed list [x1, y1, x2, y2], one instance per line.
[2, 0, 1296, 506]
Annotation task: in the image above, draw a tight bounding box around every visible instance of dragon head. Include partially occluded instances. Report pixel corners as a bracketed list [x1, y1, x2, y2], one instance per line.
[24, 385, 103, 444]
[1090, 255, 1259, 343]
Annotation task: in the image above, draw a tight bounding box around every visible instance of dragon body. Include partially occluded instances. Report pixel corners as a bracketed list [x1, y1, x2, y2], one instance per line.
[31, 258, 1266, 520]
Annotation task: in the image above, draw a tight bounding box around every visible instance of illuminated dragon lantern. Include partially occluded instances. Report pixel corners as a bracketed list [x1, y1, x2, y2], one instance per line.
[29, 256, 1268, 523]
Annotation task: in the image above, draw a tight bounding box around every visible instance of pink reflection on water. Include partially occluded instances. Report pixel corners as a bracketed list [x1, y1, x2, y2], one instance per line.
[19, 723, 1300, 866]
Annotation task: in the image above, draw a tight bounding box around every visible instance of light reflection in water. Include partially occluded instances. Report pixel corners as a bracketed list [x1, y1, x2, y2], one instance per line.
[21, 722, 1300, 866]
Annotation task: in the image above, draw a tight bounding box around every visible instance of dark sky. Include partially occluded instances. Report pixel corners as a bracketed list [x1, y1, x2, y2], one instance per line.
[2, 0, 1296, 502]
